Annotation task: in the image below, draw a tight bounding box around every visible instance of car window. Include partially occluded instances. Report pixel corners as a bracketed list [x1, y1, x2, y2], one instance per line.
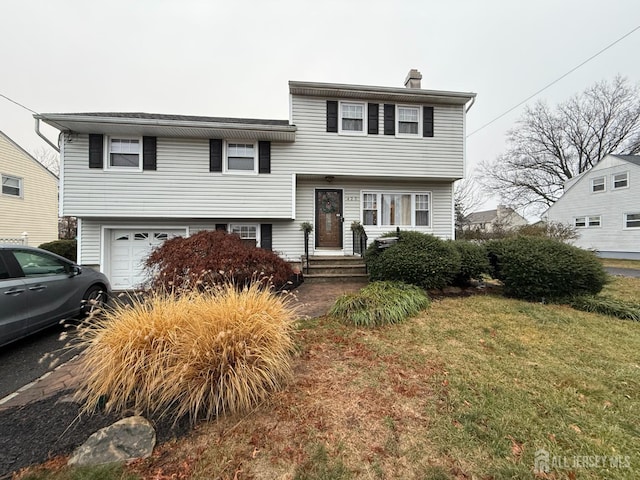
[12, 250, 68, 277]
[0, 255, 9, 279]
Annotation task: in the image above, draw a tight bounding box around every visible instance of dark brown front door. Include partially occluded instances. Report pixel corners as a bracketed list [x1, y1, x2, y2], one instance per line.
[315, 189, 343, 248]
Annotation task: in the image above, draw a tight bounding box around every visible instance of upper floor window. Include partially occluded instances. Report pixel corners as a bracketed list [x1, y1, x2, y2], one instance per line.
[339, 102, 365, 134]
[108, 138, 141, 169]
[612, 172, 629, 189]
[574, 215, 601, 228]
[226, 142, 257, 173]
[362, 192, 430, 227]
[397, 106, 420, 135]
[625, 213, 640, 229]
[1, 174, 22, 197]
[591, 176, 605, 193]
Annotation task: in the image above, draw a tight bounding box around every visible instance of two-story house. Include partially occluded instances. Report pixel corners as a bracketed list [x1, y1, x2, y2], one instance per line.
[544, 154, 640, 259]
[36, 70, 476, 289]
[0, 131, 58, 246]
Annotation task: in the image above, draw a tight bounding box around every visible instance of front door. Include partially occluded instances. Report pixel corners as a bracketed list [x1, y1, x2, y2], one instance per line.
[315, 189, 343, 248]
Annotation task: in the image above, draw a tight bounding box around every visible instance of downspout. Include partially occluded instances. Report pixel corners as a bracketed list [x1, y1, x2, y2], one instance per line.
[465, 95, 476, 113]
[34, 117, 60, 153]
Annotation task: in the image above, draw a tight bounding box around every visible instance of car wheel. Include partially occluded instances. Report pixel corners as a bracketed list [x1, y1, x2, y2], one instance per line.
[81, 285, 108, 316]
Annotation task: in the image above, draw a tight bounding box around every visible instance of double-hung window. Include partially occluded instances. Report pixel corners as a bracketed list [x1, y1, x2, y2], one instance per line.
[612, 172, 629, 189]
[575, 215, 601, 228]
[230, 224, 258, 247]
[339, 102, 365, 134]
[397, 106, 420, 136]
[108, 138, 141, 169]
[591, 176, 605, 193]
[1, 174, 22, 197]
[625, 213, 640, 228]
[362, 192, 430, 227]
[226, 142, 257, 172]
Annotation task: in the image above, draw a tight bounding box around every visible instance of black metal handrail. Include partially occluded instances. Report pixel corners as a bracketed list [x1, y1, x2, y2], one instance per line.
[304, 230, 310, 274]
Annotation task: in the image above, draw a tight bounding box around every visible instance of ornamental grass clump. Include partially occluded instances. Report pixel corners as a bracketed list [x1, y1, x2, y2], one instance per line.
[568, 295, 640, 321]
[75, 282, 296, 422]
[329, 281, 430, 327]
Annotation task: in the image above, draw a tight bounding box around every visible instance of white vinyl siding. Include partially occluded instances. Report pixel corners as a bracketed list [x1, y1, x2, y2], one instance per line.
[62, 136, 293, 218]
[284, 95, 465, 179]
[545, 155, 640, 257]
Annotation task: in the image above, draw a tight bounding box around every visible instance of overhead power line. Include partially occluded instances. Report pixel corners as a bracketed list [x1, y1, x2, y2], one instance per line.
[467, 24, 640, 138]
[0, 92, 39, 115]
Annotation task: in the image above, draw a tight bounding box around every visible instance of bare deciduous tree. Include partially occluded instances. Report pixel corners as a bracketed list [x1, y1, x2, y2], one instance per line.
[454, 176, 483, 230]
[30, 146, 60, 176]
[480, 76, 640, 212]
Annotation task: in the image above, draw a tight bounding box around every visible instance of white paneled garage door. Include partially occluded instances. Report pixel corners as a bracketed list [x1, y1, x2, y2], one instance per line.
[109, 229, 185, 290]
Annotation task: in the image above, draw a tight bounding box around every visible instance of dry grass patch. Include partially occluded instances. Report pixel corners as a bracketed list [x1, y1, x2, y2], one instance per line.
[75, 283, 296, 421]
[600, 258, 640, 270]
[602, 275, 640, 303]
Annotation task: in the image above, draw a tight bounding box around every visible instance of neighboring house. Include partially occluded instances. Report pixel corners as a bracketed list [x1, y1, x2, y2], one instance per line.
[36, 69, 476, 289]
[0, 131, 58, 246]
[462, 205, 527, 233]
[544, 154, 640, 259]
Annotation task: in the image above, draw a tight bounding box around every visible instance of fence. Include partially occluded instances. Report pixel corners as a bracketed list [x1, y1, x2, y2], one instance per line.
[0, 232, 28, 245]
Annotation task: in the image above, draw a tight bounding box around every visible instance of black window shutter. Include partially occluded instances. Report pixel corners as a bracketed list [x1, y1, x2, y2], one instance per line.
[326, 101, 338, 133]
[260, 224, 273, 250]
[258, 141, 271, 174]
[368, 103, 379, 135]
[209, 139, 223, 172]
[423, 106, 434, 137]
[142, 136, 157, 170]
[215, 224, 228, 231]
[384, 104, 395, 135]
[88, 134, 103, 168]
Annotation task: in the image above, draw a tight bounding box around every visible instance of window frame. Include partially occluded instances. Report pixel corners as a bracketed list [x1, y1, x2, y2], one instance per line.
[360, 191, 431, 228]
[591, 176, 605, 193]
[338, 101, 367, 135]
[395, 105, 422, 137]
[574, 215, 601, 228]
[224, 140, 258, 174]
[1, 174, 23, 198]
[105, 136, 143, 171]
[624, 212, 640, 229]
[228, 223, 260, 247]
[612, 172, 629, 190]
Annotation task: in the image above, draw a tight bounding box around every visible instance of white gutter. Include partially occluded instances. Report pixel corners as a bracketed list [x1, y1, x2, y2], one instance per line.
[34, 118, 60, 152]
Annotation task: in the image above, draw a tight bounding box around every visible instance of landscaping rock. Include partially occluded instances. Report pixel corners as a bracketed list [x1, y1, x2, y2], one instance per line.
[68, 416, 156, 466]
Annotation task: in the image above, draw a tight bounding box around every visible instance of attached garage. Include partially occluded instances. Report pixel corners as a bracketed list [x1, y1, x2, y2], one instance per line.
[106, 228, 187, 290]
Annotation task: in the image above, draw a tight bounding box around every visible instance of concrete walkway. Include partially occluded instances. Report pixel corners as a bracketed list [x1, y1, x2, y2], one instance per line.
[0, 280, 367, 411]
[605, 267, 640, 278]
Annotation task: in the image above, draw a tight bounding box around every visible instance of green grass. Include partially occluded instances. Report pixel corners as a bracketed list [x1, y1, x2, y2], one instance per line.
[328, 281, 430, 327]
[600, 258, 640, 270]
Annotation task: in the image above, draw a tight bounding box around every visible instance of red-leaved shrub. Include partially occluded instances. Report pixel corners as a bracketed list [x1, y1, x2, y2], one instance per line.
[145, 230, 294, 291]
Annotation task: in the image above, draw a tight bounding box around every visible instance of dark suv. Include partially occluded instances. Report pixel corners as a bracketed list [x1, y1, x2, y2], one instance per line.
[0, 245, 111, 347]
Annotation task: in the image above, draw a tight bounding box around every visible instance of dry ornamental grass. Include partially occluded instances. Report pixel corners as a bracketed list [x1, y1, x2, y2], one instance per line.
[74, 283, 297, 422]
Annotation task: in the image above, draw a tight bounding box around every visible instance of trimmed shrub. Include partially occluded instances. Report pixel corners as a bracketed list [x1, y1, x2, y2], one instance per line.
[487, 236, 607, 301]
[568, 295, 640, 321]
[38, 239, 77, 262]
[329, 281, 430, 327]
[365, 231, 461, 289]
[145, 230, 294, 291]
[450, 240, 490, 286]
[75, 283, 296, 421]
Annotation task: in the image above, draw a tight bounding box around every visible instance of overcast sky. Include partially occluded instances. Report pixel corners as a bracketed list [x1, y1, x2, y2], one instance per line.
[2, 0, 639, 216]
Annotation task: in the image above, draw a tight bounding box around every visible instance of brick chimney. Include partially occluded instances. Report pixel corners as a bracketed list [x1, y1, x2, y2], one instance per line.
[404, 69, 422, 89]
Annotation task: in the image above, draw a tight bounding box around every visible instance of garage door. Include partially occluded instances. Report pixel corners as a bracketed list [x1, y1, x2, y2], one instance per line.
[109, 229, 185, 290]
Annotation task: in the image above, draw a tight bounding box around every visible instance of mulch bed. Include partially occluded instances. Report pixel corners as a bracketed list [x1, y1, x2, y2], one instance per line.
[0, 391, 192, 478]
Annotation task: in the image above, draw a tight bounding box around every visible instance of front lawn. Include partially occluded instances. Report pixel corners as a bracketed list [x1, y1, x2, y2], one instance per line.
[20, 277, 640, 479]
[600, 258, 640, 270]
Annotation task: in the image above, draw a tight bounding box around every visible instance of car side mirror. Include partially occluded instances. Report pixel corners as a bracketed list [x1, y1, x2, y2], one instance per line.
[69, 265, 82, 277]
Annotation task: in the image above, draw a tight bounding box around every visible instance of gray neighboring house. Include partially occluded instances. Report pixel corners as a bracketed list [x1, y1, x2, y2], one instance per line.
[36, 70, 476, 289]
[462, 205, 527, 233]
[544, 154, 640, 259]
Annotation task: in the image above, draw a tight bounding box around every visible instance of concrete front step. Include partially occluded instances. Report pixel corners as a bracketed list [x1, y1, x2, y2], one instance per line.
[307, 264, 367, 275]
